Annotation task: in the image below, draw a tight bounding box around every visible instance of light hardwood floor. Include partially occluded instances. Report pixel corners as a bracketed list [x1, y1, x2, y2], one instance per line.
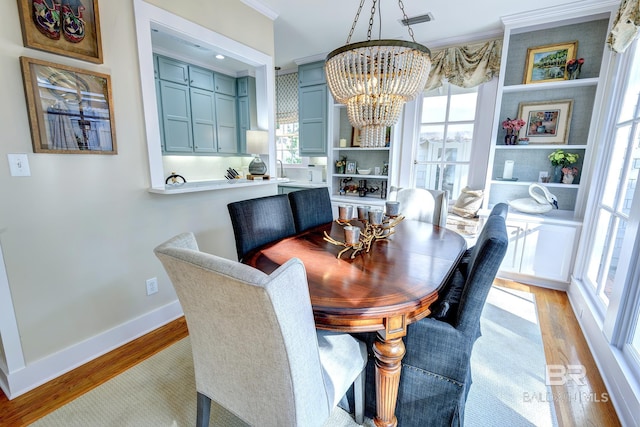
[0, 280, 620, 426]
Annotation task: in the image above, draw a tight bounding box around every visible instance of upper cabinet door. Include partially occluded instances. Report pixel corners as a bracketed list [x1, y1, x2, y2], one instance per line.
[214, 74, 236, 96]
[157, 56, 189, 85]
[299, 84, 327, 156]
[159, 81, 192, 152]
[189, 66, 215, 91]
[299, 62, 326, 87]
[215, 93, 238, 153]
[190, 88, 217, 153]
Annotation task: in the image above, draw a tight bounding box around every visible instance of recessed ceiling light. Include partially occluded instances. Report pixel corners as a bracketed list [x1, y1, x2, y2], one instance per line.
[216, 54, 225, 60]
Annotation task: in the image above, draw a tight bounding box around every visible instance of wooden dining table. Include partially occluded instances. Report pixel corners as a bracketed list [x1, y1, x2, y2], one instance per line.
[243, 218, 467, 427]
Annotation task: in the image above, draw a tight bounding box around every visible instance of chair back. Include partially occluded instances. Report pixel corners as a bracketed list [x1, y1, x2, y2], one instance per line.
[391, 187, 448, 227]
[455, 209, 508, 335]
[154, 233, 332, 426]
[489, 202, 509, 219]
[288, 187, 333, 232]
[227, 194, 296, 261]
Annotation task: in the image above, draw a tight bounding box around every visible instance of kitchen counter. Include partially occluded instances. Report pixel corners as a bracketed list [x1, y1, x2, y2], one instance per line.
[149, 178, 289, 194]
[277, 181, 327, 189]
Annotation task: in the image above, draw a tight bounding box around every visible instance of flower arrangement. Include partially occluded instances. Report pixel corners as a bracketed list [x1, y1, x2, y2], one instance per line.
[548, 149, 579, 167]
[502, 118, 526, 132]
[562, 166, 579, 176]
[335, 156, 346, 168]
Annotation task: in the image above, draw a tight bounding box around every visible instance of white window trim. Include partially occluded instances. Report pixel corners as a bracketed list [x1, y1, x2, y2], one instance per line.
[397, 78, 498, 194]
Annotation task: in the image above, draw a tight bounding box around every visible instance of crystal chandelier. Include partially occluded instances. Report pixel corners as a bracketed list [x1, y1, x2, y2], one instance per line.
[325, 0, 431, 147]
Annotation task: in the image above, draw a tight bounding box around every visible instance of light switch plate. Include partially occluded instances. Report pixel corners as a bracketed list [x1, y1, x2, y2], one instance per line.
[8, 154, 31, 177]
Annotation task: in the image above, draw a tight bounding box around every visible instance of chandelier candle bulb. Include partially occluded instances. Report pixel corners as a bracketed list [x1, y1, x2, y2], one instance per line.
[503, 160, 514, 180]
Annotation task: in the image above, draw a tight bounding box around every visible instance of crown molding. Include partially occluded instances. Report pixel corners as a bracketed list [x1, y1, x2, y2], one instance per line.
[241, 0, 279, 21]
[501, 0, 618, 31]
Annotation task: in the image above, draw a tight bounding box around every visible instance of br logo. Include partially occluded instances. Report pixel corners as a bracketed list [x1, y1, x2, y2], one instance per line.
[546, 364, 587, 386]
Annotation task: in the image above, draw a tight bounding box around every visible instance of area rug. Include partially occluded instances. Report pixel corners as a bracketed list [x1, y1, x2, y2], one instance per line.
[32, 286, 556, 426]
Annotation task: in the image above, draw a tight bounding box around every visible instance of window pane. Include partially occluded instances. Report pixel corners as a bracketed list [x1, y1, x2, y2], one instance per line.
[414, 163, 440, 189]
[421, 95, 447, 123]
[417, 125, 444, 162]
[441, 163, 469, 199]
[444, 124, 474, 162]
[587, 210, 612, 287]
[449, 92, 478, 121]
[620, 46, 640, 122]
[276, 122, 301, 164]
[600, 218, 626, 305]
[602, 126, 631, 207]
[622, 129, 640, 216]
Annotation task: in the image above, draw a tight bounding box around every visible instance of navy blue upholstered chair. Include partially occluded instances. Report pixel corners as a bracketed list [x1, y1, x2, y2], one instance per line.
[488, 202, 509, 219]
[288, 187, 334, 232]
[355, 203, 508, 427]
[227, 194, 296, 261]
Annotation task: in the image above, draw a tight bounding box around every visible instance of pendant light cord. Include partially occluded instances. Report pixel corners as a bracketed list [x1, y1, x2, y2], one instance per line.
[345, 0, 418, 44]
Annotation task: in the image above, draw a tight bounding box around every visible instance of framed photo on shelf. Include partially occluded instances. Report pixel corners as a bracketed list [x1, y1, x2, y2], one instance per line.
[16, 0, 103, 63]
[345, 160, 357, 174]
[20, 56, 117, 154]
[523, 41, 577, 84]
[517, 99, 573, 145]
[351, 127, 361, 147]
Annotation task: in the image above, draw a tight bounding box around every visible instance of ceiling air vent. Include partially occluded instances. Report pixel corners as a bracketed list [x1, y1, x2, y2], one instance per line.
[400, 13, 434, 26]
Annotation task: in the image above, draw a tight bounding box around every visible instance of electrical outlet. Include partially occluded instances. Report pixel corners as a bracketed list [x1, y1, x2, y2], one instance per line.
[146, 277, 158, 295]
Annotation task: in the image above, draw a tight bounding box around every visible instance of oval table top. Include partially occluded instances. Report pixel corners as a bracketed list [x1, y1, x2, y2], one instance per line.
[243, 219, 467, 332]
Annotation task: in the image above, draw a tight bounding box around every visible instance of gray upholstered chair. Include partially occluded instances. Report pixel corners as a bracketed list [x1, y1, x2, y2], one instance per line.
[288, 187, 334, 232]
[227, 194, 296, 261]
[389, 187, 448, 227]
[154, 232, 367, 427]
[355, 203, 508, 427]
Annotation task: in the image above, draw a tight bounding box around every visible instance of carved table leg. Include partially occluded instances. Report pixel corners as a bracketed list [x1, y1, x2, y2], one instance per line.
[372, 334, 406, 427]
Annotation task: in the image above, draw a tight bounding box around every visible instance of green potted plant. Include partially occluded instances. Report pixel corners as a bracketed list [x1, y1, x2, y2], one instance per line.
[548, 149, 579, 183]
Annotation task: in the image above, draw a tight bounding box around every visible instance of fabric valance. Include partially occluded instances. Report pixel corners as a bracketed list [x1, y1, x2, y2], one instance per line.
[607, 0, 640, 53]
[424, 38, 502, 91]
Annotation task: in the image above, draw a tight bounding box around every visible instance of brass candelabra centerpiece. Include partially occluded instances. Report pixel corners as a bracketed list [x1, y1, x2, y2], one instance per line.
[324, 212, 405, 259]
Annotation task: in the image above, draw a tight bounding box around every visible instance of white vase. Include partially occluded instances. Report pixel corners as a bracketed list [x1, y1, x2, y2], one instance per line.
[562, 173, 575, 184]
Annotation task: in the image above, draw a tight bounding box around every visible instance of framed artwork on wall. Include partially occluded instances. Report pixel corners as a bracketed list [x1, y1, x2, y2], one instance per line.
[20, 56, 117, 154]
[16, 0, 103, 63]
[523, 41, 577, 84]
[517, 99, 573, 145]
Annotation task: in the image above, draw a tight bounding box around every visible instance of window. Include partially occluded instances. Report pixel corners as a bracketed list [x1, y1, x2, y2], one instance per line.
[414, 82, 478, 199]
[276, 122, 301, 164]
[575, 38, 640, 383]
[582, 41, 640, 309]
[276, 72, 302, 165]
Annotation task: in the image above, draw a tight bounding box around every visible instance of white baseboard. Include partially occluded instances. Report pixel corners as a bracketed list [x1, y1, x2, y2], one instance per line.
[2, 300, 183, 400]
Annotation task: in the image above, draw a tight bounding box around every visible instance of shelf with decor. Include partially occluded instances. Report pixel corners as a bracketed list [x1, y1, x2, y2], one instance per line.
[327, 103, 397, 204]
[481, 1, 616, 288]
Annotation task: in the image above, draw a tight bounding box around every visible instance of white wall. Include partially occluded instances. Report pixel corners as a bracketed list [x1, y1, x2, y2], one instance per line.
[0, 0, 274, 398]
